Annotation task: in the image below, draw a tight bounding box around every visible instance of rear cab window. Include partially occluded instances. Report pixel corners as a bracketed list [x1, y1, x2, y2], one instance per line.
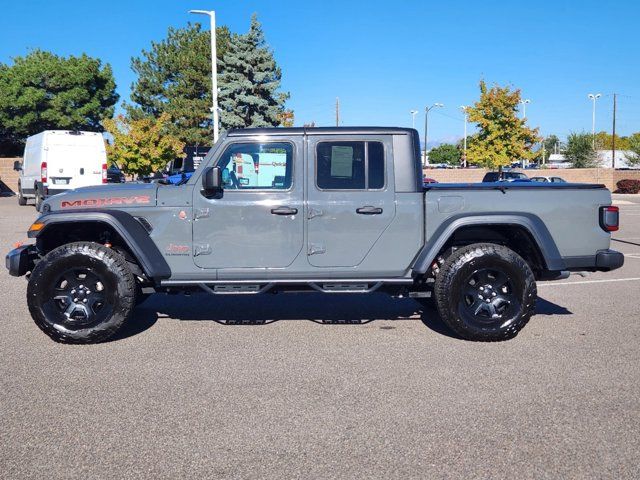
[316, 141, 385, 190]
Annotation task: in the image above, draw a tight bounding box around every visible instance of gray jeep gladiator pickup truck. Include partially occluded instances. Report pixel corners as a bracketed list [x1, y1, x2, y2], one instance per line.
[6, 127, 624, 344]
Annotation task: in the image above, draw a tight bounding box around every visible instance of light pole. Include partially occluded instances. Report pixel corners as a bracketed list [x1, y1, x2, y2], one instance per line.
[460, 105, 469, 168]
[588, 93, 602, 148]
[189, 9, 219, 144]
[410, 110, 418, 129]
[423, 103, 444, 166]
[520, 99, 531, 119]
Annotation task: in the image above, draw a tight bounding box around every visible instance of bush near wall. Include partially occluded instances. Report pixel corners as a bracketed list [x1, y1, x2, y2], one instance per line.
[615, 179, 640, 194]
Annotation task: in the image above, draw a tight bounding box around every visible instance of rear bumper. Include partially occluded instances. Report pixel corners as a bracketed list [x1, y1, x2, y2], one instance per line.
[563, 249, 624, 272]
[43, 187, 69, 198]
[5, 245, 37, 277]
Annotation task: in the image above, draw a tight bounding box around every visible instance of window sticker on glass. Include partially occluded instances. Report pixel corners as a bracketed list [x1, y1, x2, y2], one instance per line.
[330, 146, 354, 178]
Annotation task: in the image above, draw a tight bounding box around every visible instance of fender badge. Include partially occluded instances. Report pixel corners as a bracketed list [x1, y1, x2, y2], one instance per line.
[178, 210, 187, 220]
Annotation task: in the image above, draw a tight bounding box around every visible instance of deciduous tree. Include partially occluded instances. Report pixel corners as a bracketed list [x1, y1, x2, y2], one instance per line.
[465, 81, 540, 170]
[0, 50, 118, 155]
[627, 133, 640, 166]
[428, 143, 461, 166]
[564, 132, 598, 168]
[103, 114, 184, 177]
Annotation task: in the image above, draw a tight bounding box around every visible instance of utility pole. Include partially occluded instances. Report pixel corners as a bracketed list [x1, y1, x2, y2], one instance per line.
[541, 137, 546, 166]
[410, 110, 418, 129]
[612, 93, 617, 168]
[335, 97, 340, 127]
[189, 9, 219, 143]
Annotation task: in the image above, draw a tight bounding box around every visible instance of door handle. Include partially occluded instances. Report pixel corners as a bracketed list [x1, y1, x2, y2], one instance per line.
[356, 206, 383, 215]
[271, 206, 298, 216]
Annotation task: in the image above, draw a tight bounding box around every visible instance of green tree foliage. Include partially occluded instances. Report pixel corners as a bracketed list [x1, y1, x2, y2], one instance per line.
[564, 132, 598, 168]
[594, 131, 631, 150]
[627, 133, 640, 166]
[102, 113, 184, 177]
[128, 23, 231, 145]
[429, 143, 461, 166]
[0, 50, 118, 155]
[219, 14, 289, 129]
[465, 80, 540, 170]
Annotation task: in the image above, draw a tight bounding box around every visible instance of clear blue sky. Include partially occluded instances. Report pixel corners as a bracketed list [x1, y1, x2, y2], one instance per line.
[1, 0, 639, 144]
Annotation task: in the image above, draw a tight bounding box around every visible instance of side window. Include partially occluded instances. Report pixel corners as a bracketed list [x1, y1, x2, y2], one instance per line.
[316, 141, 385, 190]
[216, 142, 293, 190]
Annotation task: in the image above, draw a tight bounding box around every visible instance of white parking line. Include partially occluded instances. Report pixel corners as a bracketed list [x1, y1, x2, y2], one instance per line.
[539, 277, 640, 287]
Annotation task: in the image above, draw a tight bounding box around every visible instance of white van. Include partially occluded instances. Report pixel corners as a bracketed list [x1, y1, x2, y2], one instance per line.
[15, 130, 108, 210]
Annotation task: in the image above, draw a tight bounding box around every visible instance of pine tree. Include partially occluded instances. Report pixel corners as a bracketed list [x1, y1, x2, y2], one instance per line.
[466, 81, 540, 170]
[219, 14, 289, 130]
[127, 23, 231, 145]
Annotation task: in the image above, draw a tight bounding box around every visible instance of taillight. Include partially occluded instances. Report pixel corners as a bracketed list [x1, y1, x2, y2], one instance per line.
[600, 206, 619, 232]
[40, 161, 47, 184]
[102, 163, 108, 183]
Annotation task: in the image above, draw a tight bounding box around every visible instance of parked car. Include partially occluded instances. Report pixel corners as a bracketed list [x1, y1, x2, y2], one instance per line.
[531, 176, 566, 183]
[423, 177, 438, 184]
[15, 130, 107, 210]
[482, 171, 530, 182]
[106, 164, 126, 183]
[6, 127, 623, 344]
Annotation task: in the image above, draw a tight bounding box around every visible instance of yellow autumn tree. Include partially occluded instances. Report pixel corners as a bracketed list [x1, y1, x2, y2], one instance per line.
[466, 80, 540, 170]
[102, 113, 184, 177]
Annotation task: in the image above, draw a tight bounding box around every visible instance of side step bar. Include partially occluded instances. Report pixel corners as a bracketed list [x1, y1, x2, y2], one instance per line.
[161, 278, 414, 296]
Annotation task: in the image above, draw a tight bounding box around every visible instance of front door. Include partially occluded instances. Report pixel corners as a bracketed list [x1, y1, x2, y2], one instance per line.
[192, 139, 304, 269]
[306, 136, 396, 268]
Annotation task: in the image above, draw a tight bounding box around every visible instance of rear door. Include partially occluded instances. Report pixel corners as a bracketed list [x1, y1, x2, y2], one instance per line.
[306, 136, 395, 268]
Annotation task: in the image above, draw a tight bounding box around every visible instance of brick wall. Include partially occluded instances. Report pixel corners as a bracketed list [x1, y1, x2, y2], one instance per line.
[424, 167, 640, 192]
[0, 158, 21, 194]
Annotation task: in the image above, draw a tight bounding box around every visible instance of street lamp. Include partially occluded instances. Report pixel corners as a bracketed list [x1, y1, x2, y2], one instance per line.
[520, 99, 531, 119]
[189, 9, 219, 143]
[410, 110, 418, 129]
[460, 105, 469, 168]
[424, 103, 444, 166]
[588, 93, 602, 148]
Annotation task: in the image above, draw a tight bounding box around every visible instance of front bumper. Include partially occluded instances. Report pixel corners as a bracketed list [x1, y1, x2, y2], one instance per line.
[5, 245, 37, 277]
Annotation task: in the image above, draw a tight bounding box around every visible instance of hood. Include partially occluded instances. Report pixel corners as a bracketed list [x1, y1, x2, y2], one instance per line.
[43, 183, 158, 212]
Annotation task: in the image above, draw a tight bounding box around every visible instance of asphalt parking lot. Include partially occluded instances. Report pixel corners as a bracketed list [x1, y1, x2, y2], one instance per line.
[1, 194, 639, 479]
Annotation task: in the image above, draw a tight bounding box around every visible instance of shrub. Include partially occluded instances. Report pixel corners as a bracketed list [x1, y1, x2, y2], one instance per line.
[615, 179, 640, 194]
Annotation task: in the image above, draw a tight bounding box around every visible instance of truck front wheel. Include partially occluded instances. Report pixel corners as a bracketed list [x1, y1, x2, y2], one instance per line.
[27, 242, 137, 344]
[434, 243, 536, 341]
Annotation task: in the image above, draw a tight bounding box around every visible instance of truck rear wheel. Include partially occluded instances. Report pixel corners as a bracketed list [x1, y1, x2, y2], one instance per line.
[27, 242, 137, 344]
[434, 243, 536, 341]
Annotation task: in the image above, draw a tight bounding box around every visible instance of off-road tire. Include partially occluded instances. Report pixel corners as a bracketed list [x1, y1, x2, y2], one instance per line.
[17, 183, 27, 206]
[434, 243, 536, 341]
[27, 242, 137, 344]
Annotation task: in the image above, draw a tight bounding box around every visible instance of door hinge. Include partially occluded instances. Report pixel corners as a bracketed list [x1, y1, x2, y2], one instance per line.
[194, 244, 212, 256]
[308, 243, 326, 256]
[308, 208, 323, 219]
[194, 208, 210, 220]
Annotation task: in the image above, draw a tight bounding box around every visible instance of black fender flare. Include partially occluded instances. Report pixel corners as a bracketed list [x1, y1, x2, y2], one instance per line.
[411, 212, 565, 275]
[28, 209, 171, 282]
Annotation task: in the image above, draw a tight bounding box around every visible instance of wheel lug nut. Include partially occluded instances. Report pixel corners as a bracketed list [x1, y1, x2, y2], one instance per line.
[73, 298, 78, 302]
[492, 292, 497, 297]
[479, 286, 484, 291]
[83, 299, 88, 303]
[486, 299, 491, 303]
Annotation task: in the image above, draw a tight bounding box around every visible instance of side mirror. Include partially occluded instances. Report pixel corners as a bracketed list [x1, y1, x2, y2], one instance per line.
[202, 166, 223, 195]
[13, 160, 22, 171]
